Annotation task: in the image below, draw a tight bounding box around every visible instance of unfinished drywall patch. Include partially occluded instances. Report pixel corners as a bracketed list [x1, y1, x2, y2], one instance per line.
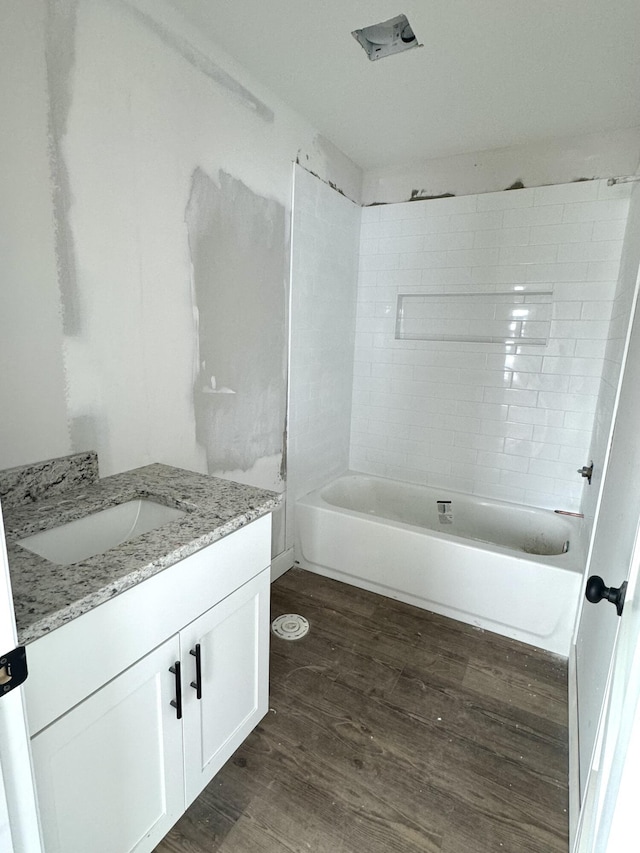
[46, 0, 82, 335]
[114, 0, 273, 123]
[409, 190, 455, 201]
[301, 135, 363, 204]
[186, 168, 287, 476]
[363, 127, 640, 204]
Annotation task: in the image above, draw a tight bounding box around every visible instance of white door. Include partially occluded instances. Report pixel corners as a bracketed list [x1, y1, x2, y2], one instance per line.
[0, 500, 43, 852]
[574, 260, 640, 799]
[574, 507, 640, 851]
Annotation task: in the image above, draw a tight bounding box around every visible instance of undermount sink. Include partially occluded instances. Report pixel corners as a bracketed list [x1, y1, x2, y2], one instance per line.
[18, 499, 187, 566]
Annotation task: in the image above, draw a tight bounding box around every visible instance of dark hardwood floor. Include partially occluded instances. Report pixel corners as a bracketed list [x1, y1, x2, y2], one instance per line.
[155, 568, 569, 853]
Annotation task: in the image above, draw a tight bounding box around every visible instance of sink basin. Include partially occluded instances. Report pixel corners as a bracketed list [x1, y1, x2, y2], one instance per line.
[18, 499, 186, 566]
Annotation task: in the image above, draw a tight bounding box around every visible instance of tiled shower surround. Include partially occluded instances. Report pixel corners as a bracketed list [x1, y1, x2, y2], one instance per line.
[287, 166, 360, 541]
[351, 179, 632, 511]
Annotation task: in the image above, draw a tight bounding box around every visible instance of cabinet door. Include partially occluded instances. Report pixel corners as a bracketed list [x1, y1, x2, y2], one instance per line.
[182, 568, 270, 806]
[31, 636, 184, 853]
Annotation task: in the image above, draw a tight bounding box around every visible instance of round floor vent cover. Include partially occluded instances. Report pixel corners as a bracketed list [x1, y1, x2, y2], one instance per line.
[271, 614, 309, 641]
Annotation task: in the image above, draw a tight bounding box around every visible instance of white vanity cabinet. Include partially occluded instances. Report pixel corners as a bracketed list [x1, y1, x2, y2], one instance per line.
[24, 514, 271, 853]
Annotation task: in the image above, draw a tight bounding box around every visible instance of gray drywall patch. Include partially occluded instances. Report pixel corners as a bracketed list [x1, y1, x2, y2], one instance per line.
[114, 0, 273, 122]
[46, 0, 82, 335]
[186, 168, 287, 474]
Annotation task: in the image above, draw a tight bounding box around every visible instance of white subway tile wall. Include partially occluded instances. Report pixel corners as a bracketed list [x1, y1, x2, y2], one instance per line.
[352, 180, 632, 511]
[288, 166, 360, 528]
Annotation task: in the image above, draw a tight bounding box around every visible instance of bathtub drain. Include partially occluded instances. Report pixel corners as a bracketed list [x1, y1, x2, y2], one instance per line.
[271, 614, 310, 640]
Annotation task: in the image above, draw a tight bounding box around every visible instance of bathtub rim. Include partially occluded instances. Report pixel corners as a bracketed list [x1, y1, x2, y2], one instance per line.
[298, 470, 585, 574]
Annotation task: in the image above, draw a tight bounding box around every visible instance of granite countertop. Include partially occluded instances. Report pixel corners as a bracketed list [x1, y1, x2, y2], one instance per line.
[4, 463, 280, 645]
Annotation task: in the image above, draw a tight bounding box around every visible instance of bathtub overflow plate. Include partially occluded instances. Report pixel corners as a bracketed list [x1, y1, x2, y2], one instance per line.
[271, 614, 309, 641]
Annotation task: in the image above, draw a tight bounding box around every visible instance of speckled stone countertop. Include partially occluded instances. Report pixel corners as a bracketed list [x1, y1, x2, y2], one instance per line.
[4, 464, 280, 645]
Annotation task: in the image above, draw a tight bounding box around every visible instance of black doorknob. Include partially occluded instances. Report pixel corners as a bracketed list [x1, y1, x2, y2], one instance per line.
[585, 575, 627, 617]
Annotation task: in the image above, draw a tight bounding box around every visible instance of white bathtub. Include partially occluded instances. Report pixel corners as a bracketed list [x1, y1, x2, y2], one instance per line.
[294, 473, 584, 656]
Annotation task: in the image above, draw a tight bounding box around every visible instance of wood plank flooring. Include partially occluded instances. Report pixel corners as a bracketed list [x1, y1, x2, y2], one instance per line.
[155, 568, 569, 853]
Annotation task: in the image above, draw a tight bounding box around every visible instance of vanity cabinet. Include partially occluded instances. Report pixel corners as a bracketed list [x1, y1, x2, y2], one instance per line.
[24, 514, 271, 853]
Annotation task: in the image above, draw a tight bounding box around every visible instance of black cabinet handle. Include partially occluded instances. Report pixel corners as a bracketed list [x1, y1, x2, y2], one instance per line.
[169, 661, 182, 719]
[190, 644, 202, 699]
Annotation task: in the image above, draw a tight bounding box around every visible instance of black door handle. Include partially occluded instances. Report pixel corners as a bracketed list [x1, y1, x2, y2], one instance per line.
[585, 576, 627, 617]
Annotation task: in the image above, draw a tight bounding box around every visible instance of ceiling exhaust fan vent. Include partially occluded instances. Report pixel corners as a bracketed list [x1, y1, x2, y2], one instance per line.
[352, 14, 422, 62]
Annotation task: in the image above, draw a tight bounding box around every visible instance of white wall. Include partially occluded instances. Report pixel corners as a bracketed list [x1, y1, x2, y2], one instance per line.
[58, 0, 360, 483]
[352, 179, 631, 511]
[287, 166, 360, 542]
[4, 0, 639, 542]
[0, 0, 362, 559]
[362, 127, 640, 205]
[0, 1, 71, 470]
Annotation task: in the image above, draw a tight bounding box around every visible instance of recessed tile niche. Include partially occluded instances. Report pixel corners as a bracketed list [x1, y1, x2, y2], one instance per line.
[395, 290, 553, 346]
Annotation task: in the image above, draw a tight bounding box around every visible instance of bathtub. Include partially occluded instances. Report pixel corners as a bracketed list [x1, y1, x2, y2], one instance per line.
[294, 473, 584, 656]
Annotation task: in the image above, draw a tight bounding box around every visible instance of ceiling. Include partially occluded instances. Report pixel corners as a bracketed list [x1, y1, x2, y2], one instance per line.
[170, 0, 640, 171]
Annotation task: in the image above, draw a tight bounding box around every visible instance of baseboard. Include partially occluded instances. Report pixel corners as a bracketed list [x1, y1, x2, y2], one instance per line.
[270, 548, 294, 582]
[568, 642, 580, 851]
